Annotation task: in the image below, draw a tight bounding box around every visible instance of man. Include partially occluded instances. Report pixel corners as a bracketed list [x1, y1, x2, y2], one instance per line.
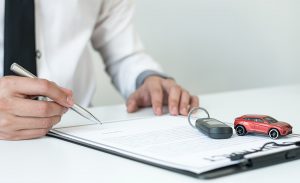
[0, 0, 199, 140]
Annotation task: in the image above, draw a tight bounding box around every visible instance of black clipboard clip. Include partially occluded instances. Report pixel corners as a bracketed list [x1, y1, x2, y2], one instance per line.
[229, 141, 300, 161]
[200, 141, 300, 179]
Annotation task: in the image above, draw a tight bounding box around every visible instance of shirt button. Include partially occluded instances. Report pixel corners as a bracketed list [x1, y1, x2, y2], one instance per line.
[36, 50, 42, 59]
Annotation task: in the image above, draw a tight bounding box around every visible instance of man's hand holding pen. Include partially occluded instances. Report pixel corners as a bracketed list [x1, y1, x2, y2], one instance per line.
[0, 76, 73, 140]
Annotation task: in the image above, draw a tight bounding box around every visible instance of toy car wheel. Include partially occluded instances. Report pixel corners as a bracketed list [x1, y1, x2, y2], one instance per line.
[236, 125, 247, 136]
[269, 129, 280, 139]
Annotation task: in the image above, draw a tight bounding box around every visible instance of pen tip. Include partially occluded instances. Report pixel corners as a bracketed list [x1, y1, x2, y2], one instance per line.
[94, 117, 102, 124]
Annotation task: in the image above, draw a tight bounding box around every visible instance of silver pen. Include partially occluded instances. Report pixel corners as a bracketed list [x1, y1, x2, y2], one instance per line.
[10, 63, 102, 124]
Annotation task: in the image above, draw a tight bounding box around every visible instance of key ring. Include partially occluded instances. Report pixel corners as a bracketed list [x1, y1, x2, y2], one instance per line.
[188, 107, 210, 128]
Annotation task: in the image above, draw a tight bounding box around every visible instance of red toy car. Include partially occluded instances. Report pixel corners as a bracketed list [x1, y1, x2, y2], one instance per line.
[234, 115, 293, 139]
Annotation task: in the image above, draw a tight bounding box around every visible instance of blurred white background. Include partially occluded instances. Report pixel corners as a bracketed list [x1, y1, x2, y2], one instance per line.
[92, 0, 300, 106]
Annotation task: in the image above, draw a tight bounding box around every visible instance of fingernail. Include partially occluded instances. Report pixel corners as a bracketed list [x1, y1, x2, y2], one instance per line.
[171, 107, 178, 115]
[65, 88, 72, 94]
[61, 87, 73, 94]
[67, 96, 74, 107]
[127, 101, 136, 112]
[155, 107, 162, 115]
[127, 104, 134, 112]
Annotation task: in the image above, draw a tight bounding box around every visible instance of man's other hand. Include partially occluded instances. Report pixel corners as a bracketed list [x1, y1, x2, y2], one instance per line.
[127, 76, 199, 116]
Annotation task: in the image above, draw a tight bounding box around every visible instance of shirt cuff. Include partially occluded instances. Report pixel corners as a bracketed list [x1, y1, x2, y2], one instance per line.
[136, 70, 173, 89]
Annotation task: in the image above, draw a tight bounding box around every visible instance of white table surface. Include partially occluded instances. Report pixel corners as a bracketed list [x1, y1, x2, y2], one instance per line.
[1, 84, 300, 183]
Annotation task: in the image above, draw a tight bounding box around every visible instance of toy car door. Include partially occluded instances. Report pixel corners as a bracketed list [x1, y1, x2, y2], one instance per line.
[246, 118, 257, 132]
[253, 118, 269, 133]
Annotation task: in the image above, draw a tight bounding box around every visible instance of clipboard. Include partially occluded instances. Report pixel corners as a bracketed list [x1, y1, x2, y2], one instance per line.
[47, 113, 300, 179]
[48, 131, 300, 178]
[47, 127, 300, 179]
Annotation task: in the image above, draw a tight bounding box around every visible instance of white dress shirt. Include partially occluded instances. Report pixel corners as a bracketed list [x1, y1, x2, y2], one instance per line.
[0, 0, 163, 107]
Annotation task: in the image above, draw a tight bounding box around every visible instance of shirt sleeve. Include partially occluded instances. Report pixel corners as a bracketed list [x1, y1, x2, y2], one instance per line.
[91, 0, 164, 99]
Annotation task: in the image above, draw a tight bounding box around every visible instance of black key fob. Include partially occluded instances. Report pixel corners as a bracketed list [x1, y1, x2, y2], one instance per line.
[195, 118, 233, 139]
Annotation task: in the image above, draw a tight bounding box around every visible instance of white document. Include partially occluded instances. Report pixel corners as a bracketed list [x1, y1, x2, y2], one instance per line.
[51, 115, 300, 174]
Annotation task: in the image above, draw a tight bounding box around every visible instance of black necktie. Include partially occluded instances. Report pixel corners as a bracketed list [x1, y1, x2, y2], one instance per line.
[4, 0, 37, 76]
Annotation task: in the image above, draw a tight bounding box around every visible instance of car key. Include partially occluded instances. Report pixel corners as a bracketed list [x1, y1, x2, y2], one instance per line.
[195, 118, 233, 139]
[188, 107, 233, 139]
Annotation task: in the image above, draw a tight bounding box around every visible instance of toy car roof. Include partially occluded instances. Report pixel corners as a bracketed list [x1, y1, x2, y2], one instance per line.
[240, 114, 270, 118]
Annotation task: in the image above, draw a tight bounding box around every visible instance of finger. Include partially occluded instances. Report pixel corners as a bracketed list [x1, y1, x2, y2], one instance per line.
[0, 128, 50, 141]
[161, 79, 176, 92]
[4, 77, 73, 107]
[190, 96, 200, 109]
[34, 79, 74, 107]
[60, 87, 73, 96]
[179, 91, 190, 116]
[14, 115, 61, 131]
[10, 98, 68, 117]
[126, 92, 140, 113]
[168, 86, 182, 115]
[0, 115, 61, 132]
[149, 83, 164, 115]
